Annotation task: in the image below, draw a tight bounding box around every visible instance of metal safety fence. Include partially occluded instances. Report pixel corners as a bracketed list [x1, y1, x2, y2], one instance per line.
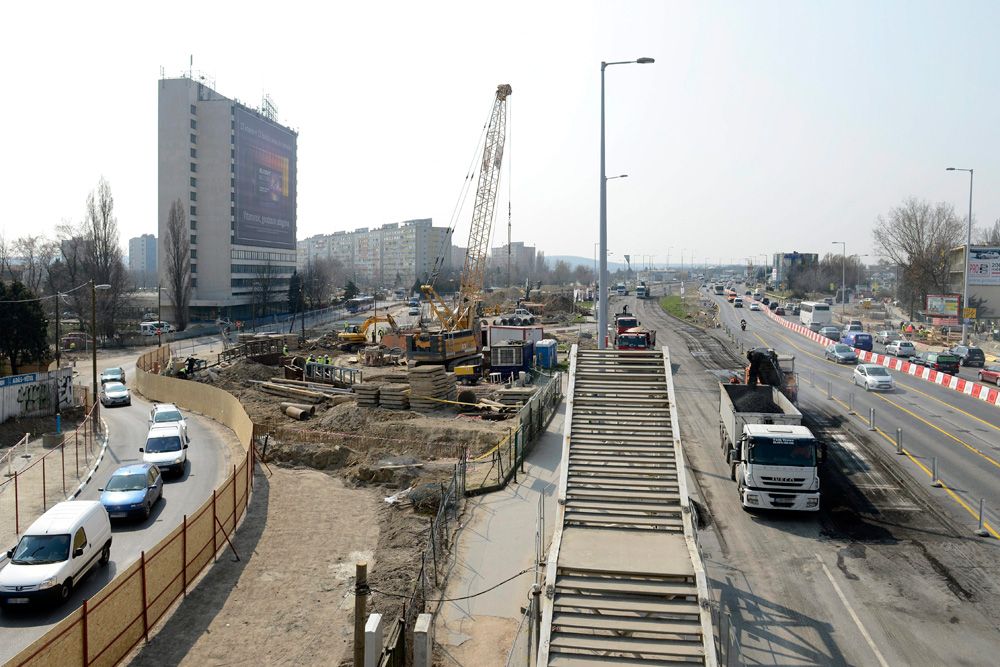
[466, 371, 563, 496]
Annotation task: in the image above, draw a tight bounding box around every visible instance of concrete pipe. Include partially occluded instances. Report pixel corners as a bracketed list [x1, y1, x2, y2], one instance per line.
[280, 401, 317, 415]
[285, 406, 310, 421]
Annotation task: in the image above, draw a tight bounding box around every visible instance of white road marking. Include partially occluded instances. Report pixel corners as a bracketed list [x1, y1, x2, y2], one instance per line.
[815, 553, 891, 667]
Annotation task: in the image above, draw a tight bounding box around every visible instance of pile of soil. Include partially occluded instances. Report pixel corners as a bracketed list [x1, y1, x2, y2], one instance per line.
[543, 294, 575, 313]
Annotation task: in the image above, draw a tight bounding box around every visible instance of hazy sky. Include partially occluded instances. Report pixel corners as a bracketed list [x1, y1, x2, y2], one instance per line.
[3, 1, 998, 267]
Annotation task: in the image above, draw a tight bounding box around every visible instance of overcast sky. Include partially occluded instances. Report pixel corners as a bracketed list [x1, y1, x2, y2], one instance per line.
[3, 1, 998, 267]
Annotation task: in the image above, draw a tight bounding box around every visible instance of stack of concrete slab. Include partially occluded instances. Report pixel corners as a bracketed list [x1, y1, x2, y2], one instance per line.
[408, 366, 456, 410]
[379, 384, 411, 410]
[354, 383, 381, 408]
[496, 387, 537, 407]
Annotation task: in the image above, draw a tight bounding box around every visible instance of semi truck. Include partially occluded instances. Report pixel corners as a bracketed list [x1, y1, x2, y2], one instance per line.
[719, 384, 824, 512]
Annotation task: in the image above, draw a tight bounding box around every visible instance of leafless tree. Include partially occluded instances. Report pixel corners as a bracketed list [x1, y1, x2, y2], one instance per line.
[0, 233, 9, 281]
[13, 235, 58, 295]
[873, 198, 963, 318]
[164, 199, 192, 330]
[978, 219, 1000, 246]
[252, 259, 276, 325]
[83, 178, 128, 338]
[301, 257, 345, 308]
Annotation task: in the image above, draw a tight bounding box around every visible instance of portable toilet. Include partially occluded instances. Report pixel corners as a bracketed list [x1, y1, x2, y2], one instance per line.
[535, 339, 557, 369]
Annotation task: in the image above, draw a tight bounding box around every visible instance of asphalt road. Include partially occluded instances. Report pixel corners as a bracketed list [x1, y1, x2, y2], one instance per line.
[716, 288, 1000, 537]
[624, 289, 1000, 665]
[0, 351, 236, 664]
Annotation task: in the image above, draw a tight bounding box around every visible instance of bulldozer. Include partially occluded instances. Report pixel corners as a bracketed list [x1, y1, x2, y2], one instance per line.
[337, 315, 399, 352]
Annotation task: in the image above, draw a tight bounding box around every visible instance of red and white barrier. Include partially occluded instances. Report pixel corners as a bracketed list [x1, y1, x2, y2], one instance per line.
[761, 308, 1000, 408]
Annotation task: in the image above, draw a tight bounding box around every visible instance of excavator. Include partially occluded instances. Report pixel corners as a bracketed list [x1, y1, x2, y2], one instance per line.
[744, 347, 798, 404]
[407, 84, 512, 371]
[337, 314, 399, 352]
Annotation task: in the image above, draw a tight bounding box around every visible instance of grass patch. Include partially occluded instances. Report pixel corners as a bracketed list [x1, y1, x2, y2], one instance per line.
[659, 295, 688, 319]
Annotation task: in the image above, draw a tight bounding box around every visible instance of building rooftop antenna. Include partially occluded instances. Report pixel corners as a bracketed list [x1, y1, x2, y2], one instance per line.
[261, 93, 278, 122]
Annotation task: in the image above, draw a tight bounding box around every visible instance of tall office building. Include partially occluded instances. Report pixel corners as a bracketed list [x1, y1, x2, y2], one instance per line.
[158, 76, 297, 321]
[128, 234, 157, 287]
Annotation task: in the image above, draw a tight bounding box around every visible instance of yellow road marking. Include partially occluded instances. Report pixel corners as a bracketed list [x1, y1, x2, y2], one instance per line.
[886, 377, 1000, 434]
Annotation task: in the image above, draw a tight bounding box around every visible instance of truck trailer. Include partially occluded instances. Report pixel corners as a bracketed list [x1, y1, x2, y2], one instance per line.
[719, 384, 824, 511]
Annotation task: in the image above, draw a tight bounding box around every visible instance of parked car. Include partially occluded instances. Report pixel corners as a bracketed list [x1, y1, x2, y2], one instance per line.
[774, 306, 786, 316]
[100, 382, 131, 407]
[913, 352, 960, 375]
[748, 301, 761, 311]
[819, 326, 842, 341]
[149, 404, 188, 440]
[875, 330, 902, 344]
[950, 345, 986, 367]
[825, 343, 858, 364]
[885, 340, 916, 357]
[99, 464, 163, 521]
[99, 367, 125, 385]
[140, 424, 189, 477]
[977, 364, 1000, 385]
[0, 501, 112, 608]
[853, 364, 894, 391]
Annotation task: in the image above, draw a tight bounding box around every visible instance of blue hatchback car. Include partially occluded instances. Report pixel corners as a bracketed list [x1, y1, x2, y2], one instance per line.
[99, 464, 163, 521]
[841, 331, 873, 352]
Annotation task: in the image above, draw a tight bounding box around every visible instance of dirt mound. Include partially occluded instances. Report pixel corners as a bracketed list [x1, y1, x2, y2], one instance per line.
[543, 294, 575, 313]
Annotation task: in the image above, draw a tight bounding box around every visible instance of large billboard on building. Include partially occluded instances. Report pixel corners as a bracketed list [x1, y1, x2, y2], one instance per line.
[234, 107, 296, 249]
[925, 294, 959, 316]
[968, 247, 1000, 285]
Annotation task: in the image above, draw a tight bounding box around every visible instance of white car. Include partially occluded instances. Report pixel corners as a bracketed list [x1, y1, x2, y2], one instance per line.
[854, 364, 894, 391]
[749, 302, 762, 311]
[885, 340, 916, 357]
[140, 424, 189, 477]
[149, 403, 189, 440]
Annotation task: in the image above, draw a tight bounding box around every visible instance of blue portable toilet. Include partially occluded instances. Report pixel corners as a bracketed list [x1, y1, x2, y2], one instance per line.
[535, 339, 557, 369]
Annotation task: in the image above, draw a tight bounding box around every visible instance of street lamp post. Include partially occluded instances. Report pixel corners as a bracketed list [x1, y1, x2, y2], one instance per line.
[947, 167, 974, 344]
[91, 281, 111, 426]
[833, 242, 846, 315]
[599, 57, 654, 349]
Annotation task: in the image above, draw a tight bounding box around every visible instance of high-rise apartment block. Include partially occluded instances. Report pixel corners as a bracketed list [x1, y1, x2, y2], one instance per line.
[158, 76, 297, 321]
[128, 234, 157, 287]
[297, 219, 453, 287]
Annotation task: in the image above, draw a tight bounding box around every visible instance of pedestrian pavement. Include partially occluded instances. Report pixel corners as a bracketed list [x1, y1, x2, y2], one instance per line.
[436, 395, 566, 667]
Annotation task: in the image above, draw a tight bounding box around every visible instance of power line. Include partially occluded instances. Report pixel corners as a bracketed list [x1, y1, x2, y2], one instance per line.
[361, 567, 533, 603]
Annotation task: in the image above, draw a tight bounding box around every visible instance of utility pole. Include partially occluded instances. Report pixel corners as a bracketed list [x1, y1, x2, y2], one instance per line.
[91, 280, 99, 426]
[157, 283, 162, 347]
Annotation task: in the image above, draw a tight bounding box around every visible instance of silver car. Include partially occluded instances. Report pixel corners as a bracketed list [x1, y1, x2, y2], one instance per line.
[825, 343, 858, 364]
[885, 340, 916, 357]
[854, 364, 894, 391]
[874, 330, 901, 344]
[100, 382, 131, 407]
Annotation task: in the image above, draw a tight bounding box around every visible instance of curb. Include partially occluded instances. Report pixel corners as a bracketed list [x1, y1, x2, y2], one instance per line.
[763, 308, 1000, 408]
[69, 419, 110, 500]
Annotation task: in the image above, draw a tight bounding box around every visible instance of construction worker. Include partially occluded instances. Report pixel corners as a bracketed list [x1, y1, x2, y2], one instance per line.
[307, 354, 315, 364]
[283, 344, 289, 356]
[323, 354, 330, 365]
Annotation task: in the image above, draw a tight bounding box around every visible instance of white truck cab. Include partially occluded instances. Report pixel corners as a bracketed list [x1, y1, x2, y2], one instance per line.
[731, 424, 823, 511]
[0, 501, 112, 608]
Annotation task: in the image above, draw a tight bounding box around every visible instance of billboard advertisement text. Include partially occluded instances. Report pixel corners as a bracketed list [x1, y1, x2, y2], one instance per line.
[234, 108, 296, 249]
[925, 294, 959, 316]
[968, 247, 1000, 286]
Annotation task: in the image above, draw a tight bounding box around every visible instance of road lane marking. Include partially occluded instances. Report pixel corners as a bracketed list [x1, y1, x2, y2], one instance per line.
[868, 394, 1000, 471]
[815, 554, 891, 667]
[883, 379, 1000, 434]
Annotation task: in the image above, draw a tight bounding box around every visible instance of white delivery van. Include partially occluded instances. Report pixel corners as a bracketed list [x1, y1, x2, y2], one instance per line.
[0, 501, 112, 608]
[140, 423, 189, 476]
[139, 320, 172, 336]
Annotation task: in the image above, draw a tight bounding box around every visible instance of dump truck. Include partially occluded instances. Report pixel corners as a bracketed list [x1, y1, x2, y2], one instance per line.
[744, 347, 798, 404]
[719, 384, 824, 512]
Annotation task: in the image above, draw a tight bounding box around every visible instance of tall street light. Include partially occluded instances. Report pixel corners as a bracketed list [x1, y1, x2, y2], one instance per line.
[947, 167, 974, 344]
[91, 281, 111, 426]
[599, 57, 654, 349]
[832, 242, 846, 315]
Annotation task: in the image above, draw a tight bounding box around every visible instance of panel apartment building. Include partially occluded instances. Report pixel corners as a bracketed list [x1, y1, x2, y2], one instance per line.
[128, 234, 157, 288]
[158, 76, 297, 322]
[297, 219, 453, 288]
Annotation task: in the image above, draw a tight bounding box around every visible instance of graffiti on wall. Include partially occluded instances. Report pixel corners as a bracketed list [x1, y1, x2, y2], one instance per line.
[16, 383, 52, 412]
[1, 369, 78, 422]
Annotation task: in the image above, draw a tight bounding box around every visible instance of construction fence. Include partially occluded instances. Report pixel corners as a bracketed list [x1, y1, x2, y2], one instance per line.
[7, 346, 257, 667]
[466, 371, 563, 495]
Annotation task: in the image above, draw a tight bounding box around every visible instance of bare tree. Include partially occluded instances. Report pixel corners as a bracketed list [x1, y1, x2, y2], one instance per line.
[0, 233, 9, 281]
[978, 219, 1000, 246]
[252, 259, 276, 326]
[873, 198, 963, 318]
[164, 199, 192, 330]
[13, 235, 58, 295]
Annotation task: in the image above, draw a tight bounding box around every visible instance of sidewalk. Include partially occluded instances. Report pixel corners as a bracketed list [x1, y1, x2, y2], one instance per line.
[0, 424, 104, 553]
[436, 398, 566, 667]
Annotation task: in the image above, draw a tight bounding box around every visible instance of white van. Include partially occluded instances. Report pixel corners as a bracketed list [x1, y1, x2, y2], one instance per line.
[0, 501, 112, 608]
[139, 320, 172, 336]
[140, 423, 189, 476]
